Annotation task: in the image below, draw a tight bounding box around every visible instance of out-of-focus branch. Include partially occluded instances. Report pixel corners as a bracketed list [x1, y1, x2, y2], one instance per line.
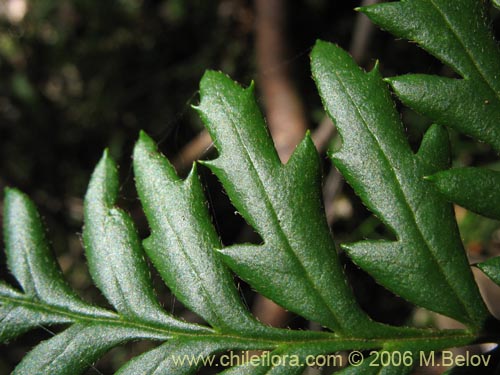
[349, 0, 379, 66]
[172, 130, 213, 172]
[311, 116, 334, 154]
[255, 0, 308, 163]
[172, 116, 334, 174]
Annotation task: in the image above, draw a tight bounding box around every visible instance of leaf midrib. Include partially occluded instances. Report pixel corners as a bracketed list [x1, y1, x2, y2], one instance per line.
[332, 69, 474, 324]
[213, 91, 346, 331]
[148, 185, 233, 331]
[0, 294, 478, 348]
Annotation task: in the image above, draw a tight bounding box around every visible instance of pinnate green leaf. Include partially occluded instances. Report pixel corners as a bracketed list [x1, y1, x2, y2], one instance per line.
[359, 0, 500, 152]
[1, 155, 209, 375]
[426, 167, 500, 220]
[0, 188, 111, 342]
[3, 188, 98, 314]
[84, 150, 198, 329]
[133, 131, 276, 335]
[311, 40, 488, 329]
[195, 70, 387, 336]
[0, 31, 495, 373]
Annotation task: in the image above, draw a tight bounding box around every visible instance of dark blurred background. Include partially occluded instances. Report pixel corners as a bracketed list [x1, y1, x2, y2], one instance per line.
[0, 0, 499, 373]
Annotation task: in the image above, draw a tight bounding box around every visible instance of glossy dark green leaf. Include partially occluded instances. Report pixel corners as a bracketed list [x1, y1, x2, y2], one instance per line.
[0, 189, 112, 344]
[1, 24, 495, 371]
[195, 70, 387, 336]
[360, 0, 500, 151]
[3, 188, 96, 314]
[13, 323, 166, 375]
[311, 40, 488, 329]
[477, 257, 500, 286]
[133, 132, 278, 336]
[83, 150, 199, 330]
[426, 167, 500, 220]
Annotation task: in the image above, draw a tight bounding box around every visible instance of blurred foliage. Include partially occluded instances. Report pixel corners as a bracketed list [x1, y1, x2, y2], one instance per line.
[457, 208, 500, 258]
[0, 0, 256, 199]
